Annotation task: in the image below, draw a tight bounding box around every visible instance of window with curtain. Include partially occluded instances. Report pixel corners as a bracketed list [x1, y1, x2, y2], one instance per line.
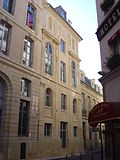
[26, 4, 35, 30]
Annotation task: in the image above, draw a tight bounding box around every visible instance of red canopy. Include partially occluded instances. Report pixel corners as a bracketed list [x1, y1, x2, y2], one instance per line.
[88, 102, 120, 127]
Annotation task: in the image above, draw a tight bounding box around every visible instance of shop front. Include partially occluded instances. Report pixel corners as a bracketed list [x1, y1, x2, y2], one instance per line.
[88, 102, 120, 160]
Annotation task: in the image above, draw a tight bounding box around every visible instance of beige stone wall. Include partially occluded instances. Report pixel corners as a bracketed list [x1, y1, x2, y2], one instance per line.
[80, 70, 103, 150]
[0, 0, 84, 159]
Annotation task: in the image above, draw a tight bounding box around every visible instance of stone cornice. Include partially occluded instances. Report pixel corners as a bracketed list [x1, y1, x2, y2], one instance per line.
[99, 66, 120, 85]
[68, 50, 81, 62]
[42, 28, 59, 45]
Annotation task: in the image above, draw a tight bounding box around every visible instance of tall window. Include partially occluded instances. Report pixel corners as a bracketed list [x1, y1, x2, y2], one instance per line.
[45, 88, 52, 107]
[60, 61, 66, 82]
[72, 61, 76, 87]
[60, 39, 65, 53]
[73, 98, 77, 113]
[0, 81, 4, 135]
[73, 126, 77, 137]
[92, 99, 96, 108]
[60, 122, 67, 148]
[44, 123, 52, 137]
[45, 42, 52, 75]
[0, 21, 10, 55]
[21, 78, 31, 97]
[20, 143, 26, 160]
[61, 94, 66, 110]
[23, 37, 33, 67]
[18, 100, 29, 136]
[3, 0, 15, 14]
[88, 96, 91, 112]
[81, 93, 85, 110]
[26, 4, 35, 30]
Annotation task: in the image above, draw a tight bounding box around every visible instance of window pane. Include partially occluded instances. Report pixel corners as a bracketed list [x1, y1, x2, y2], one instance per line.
[45, 43, 52, 75]
[44, 123, 52, 137]
[20, 143, 26, 159]
[18, 100, 29, 136]
[26, 4, 35, 30]
[3, 0, 14, 14]
[60, 39, 65, 53]
[0, 22, 9, 55]
[72, 61, 76, 87]
[23, 37, 32, 67]
[21, 79, 30, 97]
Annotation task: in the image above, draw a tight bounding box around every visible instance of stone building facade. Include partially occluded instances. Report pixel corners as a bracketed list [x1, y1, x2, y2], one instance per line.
[0, 0, 103, 159]
[80, 70, 103, 151]
[0, 0, 84, 159]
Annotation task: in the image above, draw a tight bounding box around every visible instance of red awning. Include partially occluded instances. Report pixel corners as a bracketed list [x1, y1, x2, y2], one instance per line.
[88, 102, 120, 127]
[108, 30, 120, 45]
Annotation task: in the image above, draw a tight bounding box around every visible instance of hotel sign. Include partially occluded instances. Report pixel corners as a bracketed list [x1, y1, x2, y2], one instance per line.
[96, 1, 120, 41]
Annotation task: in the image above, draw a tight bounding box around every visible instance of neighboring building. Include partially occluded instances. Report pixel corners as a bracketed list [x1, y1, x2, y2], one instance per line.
[95, 0, 120, 160]
[80, 70, 103, 151]
[0, 0, 84, 159]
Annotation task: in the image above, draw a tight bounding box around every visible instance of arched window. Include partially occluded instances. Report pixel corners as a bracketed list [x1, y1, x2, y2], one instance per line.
[72, 61, 76, 87]
[0, 80, 4, 134]
[73, 99, 77, 113]
[45, 88, 52, 107]
[45, 42, 52, 75]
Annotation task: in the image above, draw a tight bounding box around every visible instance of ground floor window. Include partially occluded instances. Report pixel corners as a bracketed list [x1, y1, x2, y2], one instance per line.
[44, 123, 52, 137]
[18, 100, 29, 136]
[60, 121, 67, 148]
[20, 143, 26, 160]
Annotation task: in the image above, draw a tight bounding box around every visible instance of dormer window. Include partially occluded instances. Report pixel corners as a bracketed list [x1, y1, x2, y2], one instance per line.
[61, 10, 66, 20]
[55, 6, 67, 21]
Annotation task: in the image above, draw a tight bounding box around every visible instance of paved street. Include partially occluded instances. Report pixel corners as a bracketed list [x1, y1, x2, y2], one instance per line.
[50, 151, 106, 160]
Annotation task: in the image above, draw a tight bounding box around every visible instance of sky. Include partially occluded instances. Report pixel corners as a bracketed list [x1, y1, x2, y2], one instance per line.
[48, 0, 102, 85]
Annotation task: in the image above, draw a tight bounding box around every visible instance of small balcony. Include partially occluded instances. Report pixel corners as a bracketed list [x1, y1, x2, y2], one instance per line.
[105, 54, 120, 71]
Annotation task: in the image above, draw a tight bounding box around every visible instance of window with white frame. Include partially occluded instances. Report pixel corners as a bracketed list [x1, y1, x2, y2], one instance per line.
[60, 39, 65, 53]
[26, 4, 35, 30]
[45, 42, 52, 75]
[3, 0, 15, 14]
[21, 78, 31, 97]
[60, 61, 66, 82]
[61, 93, 66, 110]
[72, 61, 76, 87]
[0, 21, 10, 55]
[44, 123, 52, 137]
[23, 37, 33, 67]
